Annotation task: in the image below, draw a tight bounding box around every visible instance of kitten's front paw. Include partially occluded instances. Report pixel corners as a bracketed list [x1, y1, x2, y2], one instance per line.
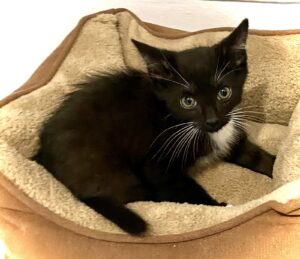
[209, 200, 227, 206]
[257, 153, 276, 178]
[266, 154, 276, 178]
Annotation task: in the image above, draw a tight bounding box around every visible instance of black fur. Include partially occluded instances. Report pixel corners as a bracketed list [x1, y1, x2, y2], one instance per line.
[34, 19, 275, 235]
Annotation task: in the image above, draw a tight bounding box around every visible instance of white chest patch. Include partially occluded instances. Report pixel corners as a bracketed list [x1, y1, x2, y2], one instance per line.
[195, 120, 238, 168]
[208, 120, 237, 158]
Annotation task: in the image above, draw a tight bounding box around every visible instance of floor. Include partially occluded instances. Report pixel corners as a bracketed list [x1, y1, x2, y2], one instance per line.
[0, 0, 299, 99]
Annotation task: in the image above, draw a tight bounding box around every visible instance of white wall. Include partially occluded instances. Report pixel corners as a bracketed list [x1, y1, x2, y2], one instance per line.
[0, 0, 299, 99]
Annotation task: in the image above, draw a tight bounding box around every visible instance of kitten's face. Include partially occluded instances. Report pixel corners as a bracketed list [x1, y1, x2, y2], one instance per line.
[133, 19, 248, 133]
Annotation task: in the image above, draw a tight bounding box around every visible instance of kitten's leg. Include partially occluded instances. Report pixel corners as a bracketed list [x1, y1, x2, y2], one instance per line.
[68, 163, 151, 235]
[82, 196, 147, 235]
[225, 136, 275, 177]
[160, 177, 222, 205]
[142, 160, 224, 205]
[152, 176, 223, 206]
[79, 177, 150, 235]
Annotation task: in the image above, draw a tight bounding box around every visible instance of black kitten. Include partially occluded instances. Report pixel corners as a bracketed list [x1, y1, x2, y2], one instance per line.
[34, 19, 275, 235]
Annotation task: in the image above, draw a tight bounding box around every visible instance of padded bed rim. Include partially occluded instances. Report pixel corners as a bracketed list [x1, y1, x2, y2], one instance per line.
[0, 172, 300, 243]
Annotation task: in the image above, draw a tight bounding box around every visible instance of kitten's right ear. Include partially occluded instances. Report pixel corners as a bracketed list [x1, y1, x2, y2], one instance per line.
[132, 39, 171, 77]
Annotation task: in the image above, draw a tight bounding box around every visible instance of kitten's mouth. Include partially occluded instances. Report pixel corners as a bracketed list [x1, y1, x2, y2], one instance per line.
[203, 120, 228, 133]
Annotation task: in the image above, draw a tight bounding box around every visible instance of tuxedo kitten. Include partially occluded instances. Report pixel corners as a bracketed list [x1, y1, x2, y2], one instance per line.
[34, 19, 275, 235]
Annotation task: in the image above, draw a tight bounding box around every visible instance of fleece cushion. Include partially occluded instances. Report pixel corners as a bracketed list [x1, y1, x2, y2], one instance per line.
[0, 9, 299, 259]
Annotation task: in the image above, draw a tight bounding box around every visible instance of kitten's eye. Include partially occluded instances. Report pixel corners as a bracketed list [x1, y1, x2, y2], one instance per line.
[180, 96, 197, 110]
[217, 86, 232, 101]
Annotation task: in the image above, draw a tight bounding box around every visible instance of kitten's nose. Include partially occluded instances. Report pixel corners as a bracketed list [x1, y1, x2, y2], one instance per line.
[205, 117, 220, 131]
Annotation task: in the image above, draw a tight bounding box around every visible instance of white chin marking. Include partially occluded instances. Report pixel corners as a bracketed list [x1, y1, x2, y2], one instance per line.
[208, 120, 237, 158]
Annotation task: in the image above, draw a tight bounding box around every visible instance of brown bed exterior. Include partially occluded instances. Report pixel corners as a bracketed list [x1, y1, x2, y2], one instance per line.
[0, 9, 300, 259]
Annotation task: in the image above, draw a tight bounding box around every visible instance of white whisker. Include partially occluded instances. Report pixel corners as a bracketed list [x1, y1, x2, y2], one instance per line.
[170, 130, 190, 162]
[228, 106, 268, 124]
[231, 117, 248, 125]
[231, 115, 262, 130]
[148, 122, 193, 152]
[218, 68, 241, 82]
[181, 129, 197, 170]
[229, 110, 266, 115]
[214, 56, 220, 83]
[150, 75, 188, 88]
[216, 61, 230, 81]
[160, 51, 191, 88]
[231, 105, 264, 111]
[189, 129, 198, 158]
[232, 122, 247, 131]
[229, 112, 265, 118]
[192, 129, 199, 160]
[153, 124, 193, 160]
[163, 126, 193, 160]
[167, 127, 195, 172]
[195, 130, 201, 153]
[181, 130, 190, 171]
[231, 115, 265, 122]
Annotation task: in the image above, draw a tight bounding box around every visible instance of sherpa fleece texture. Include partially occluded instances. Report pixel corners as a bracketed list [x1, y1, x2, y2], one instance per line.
[0, 10, 299, 238]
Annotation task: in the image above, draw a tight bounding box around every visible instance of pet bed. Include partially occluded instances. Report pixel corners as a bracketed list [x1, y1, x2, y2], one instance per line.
[0, 9, 299, 259]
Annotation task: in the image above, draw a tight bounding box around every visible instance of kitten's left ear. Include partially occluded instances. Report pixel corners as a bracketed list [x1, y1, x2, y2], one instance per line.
[217, 19, 249, 67]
